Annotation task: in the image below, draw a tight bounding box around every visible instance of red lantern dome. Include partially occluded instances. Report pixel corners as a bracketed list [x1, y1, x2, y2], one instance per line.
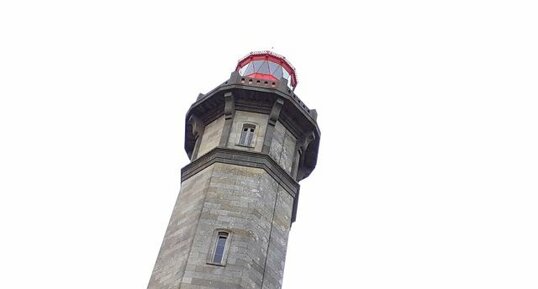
[236, 51, 298, 89]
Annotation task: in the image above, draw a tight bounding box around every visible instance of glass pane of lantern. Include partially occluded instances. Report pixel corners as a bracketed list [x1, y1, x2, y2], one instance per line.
[268, 62, 278, 73]
[272, 65, 283, 78]
[243, 63, 254, 75]
[252, 60, 263, 72]
[258, 61, 270, 74]
[283, 69, 290, 80]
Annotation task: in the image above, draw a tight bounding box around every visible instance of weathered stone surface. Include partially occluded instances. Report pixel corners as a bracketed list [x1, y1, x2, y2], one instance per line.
[269, 121, 296, 175]
[149, 162, 294, 289]
[227, 111, 269, 152]
[197, 116, 224, 158]
[148, 166, 214, 289]
[150, 61, 319, 289]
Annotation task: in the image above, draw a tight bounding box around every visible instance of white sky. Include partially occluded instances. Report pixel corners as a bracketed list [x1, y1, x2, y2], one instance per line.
[1, 1, 538, 288]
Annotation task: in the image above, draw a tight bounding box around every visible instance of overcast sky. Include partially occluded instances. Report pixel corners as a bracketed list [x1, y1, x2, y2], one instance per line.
[1, 1, 538, 288]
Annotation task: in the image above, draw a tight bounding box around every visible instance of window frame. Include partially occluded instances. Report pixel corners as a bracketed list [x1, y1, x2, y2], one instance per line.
[237, 123, 256, 148]
[207, 229, 232, 266]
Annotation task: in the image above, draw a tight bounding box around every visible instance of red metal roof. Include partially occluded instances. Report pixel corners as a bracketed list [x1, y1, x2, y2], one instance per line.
[236, 51, 298, 88]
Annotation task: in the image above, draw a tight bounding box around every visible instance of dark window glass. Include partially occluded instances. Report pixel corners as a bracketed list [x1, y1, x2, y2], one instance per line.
[213, 232, 228, 264]
[239, 124, 255, 146]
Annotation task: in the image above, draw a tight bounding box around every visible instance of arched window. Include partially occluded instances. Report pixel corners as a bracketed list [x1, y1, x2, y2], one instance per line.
[239, 124, 256, 147]
[213, 232, 228, 264]
[208, 230, 231, 266]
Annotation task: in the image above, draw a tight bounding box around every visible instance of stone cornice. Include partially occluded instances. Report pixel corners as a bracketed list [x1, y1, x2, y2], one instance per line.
[184, 77, 320, 181]
[181, 147, 301, 223]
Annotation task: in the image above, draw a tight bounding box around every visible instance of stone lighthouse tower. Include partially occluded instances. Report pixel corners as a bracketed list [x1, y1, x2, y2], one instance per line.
[148, 51, 320, 289]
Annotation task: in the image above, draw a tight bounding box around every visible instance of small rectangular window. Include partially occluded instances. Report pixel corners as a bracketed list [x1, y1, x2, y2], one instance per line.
[213, 233, 228, 264]
[239, 124, 256, 147]
[209, 231, 230, 265]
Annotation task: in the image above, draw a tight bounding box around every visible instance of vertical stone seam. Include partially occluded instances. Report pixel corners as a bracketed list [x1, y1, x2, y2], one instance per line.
[260, 182, 280, 289]
[178, 165, 216, 289]
[219, 92, 235, 147]
[277, 130, 287, 168]
[238, 171, 262, 289]
[191, 126, 205, 161]
[262, 98, 284, 154]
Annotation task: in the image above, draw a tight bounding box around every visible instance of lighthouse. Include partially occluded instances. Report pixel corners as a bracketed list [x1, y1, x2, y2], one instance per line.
[148, 51, 320, 289]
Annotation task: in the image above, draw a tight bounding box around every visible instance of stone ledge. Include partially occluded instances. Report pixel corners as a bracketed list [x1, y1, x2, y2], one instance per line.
[184, 81, 320, 182]
[181, 147, 301, 223]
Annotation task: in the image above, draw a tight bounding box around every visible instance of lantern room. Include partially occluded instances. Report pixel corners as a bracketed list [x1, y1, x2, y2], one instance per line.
[236, 51, 298, 90]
